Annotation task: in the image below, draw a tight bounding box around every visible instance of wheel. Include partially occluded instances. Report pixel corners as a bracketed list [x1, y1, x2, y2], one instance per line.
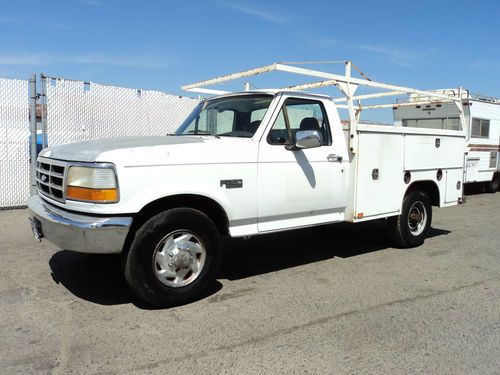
[486, 175, 499, 193]
[391, 190, 432, 248]
[124, 208, 222, 307]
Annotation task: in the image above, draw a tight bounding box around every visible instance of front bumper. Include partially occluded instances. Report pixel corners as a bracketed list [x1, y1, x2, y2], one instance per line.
[28, 195, 133, 254]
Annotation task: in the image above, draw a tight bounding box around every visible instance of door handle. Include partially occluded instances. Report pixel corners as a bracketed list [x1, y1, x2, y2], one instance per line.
[327, 154, 343, 163]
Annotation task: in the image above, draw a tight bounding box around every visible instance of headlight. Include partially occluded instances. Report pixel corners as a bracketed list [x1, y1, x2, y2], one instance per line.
[66, 165, 119, 203]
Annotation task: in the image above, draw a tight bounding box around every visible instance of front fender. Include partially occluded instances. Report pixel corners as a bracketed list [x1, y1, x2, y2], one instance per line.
[118, 164, 258, 223]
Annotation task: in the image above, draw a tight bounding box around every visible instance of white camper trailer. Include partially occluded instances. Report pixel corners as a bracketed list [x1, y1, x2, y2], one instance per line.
[394, 90, 500, 192]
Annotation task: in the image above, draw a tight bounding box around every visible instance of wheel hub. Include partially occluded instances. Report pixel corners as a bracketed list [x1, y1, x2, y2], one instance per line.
[409, 211, 422, 222]
[152, 230, 206, 288]
[172, 249, 192, 269]
[408, 201, 427, 236]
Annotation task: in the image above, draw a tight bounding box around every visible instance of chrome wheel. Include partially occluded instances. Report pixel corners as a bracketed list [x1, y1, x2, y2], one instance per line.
[408, 201, 427, 236]
[153, 230, 206, 288]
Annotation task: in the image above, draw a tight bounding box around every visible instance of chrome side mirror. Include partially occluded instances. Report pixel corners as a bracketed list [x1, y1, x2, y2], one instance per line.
[289, 130, 322, 150]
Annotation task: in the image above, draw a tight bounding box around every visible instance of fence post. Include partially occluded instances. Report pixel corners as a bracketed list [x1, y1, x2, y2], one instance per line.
[40, 74, 48, 149]
[29, 74, 38, 196]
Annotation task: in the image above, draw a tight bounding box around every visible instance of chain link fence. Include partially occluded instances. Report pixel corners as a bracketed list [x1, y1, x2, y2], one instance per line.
[0, 78, 30, 209]
[44, 77, 199, 145]
[0, 75, 200, 209]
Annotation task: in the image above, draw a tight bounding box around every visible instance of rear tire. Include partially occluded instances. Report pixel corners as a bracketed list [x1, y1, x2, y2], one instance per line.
[391, 190, 432, 248]
[486, 174, 499, 193]
[124, 208, 222, 307]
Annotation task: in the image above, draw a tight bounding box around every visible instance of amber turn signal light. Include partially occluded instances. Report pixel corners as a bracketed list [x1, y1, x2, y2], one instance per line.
[66, 186, 118, 203]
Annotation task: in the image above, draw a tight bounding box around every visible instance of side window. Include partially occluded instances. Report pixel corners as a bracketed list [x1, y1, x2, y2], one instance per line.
[402, 117, 461, 130]
[267, 98, 331, 146]
[267, 109, 288, 144]
[471, 118, 490, 138]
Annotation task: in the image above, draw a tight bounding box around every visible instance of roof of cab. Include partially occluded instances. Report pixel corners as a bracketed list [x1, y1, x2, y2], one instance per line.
[205, 89, 332, 101]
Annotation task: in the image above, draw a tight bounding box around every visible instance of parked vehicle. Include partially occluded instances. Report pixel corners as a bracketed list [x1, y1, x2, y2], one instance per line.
[394, 90, 500, 192]
[28, 62, 467, 306]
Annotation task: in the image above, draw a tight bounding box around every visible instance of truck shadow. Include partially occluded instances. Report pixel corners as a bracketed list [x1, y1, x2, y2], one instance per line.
[463, 183, 493, 196]
[219, 221, 450, 280]
[48, 251, 222, 309]
[48, 221, 450, 309]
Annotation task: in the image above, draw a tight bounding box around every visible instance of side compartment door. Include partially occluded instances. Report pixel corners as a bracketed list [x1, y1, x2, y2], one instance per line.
[257, 95, 346, 232]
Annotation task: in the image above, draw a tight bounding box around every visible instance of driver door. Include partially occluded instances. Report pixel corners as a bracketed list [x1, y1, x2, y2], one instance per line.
[257, 95, 346, 232]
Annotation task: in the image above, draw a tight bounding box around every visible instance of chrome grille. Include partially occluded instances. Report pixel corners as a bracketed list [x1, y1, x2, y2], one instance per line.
[36, 157, 67, 202]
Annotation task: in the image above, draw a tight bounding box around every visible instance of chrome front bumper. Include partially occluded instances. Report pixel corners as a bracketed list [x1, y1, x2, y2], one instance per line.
[28, 195, 133, 254]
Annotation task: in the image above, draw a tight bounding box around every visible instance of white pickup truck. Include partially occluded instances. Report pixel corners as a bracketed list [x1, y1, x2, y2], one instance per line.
[28, 63, 467, 306]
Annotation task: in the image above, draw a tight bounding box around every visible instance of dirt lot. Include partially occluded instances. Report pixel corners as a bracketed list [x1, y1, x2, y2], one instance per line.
[1, 192, 499, 374]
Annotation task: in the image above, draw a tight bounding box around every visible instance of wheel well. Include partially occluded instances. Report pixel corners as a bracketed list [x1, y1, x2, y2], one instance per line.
[132, 194, 229, 236]
[405, 180, 440, 206]
[121, 195, 229, 258]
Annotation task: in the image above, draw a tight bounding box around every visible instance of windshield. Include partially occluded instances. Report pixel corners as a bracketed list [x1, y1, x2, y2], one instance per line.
[175, 94, 274, 138]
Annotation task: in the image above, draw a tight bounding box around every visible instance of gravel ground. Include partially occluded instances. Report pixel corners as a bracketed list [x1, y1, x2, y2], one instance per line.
[0, 192, 499, 374]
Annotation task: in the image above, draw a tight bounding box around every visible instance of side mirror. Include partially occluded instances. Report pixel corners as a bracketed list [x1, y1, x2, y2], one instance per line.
[287, 130, 322, 150]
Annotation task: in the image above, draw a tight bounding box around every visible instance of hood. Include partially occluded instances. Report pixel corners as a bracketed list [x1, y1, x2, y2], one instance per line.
[39, 135, 256, 165]
[40, 136, 203, 162]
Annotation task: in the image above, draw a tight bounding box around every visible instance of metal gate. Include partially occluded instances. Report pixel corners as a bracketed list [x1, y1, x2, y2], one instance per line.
[0, 74, 200, 209]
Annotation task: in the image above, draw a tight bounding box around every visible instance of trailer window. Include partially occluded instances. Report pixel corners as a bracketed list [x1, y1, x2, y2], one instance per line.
[402, 117, 461, 130]
[268, 98, 331, 146]
[471, 118, 490, 138]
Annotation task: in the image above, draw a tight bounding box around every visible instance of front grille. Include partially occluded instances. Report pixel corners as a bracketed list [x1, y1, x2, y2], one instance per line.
[36, 157, 68, 202]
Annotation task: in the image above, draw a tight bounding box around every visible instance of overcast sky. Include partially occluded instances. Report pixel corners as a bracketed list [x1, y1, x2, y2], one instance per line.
[1, 0, 498, 101]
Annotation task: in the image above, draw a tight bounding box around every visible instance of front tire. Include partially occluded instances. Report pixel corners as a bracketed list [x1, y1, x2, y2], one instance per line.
[124, 208, 222, 307]
[391, 190, 432, 248]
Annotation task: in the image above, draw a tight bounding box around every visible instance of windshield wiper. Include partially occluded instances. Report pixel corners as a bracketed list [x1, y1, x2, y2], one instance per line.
[183, 130, 220, 138]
